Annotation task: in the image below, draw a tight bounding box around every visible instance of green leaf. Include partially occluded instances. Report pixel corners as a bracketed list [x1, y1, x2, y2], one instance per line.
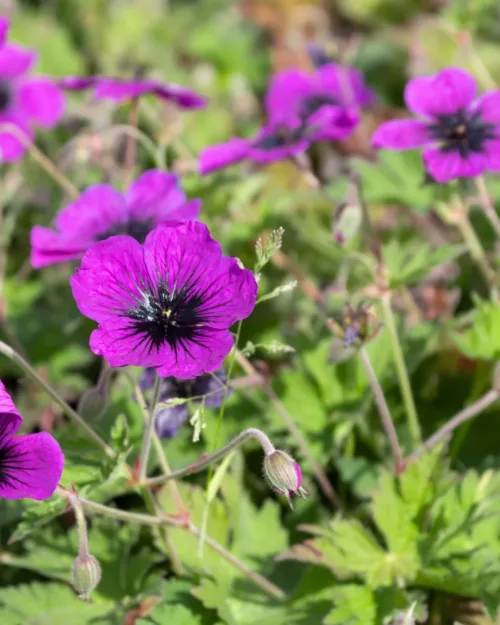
[8, 496, 67, 543]
[452, 296, 500, 360]
[0, 583, 112, 625]
[137, 603, 202, 625]
[324, 585, 376, 625]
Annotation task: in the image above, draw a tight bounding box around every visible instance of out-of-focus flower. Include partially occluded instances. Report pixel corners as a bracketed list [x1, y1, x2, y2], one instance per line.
[139, 367, 229, 439]
[0, 380, 64, 500]
[0, 16, 65, 162]
[263, 450, 307, 508]
[329, 301, 381, 351]
[58, 75, 207, 109]
[31, 170, 200, 268]
[199, 111, 356, 174]
[70, 221, 257, 379]
[372, 67, 500, 182]
[266, 63, 373, 126]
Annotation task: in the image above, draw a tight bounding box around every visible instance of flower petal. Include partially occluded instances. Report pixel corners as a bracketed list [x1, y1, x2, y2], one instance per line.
[405, 68, 477, 117]
[372, 119, 430, 150]
[58, 75, 101, 91]
[70, 235, 150, 323]
[423, 147, 487, 182]
[485, 139, 500, 171]
[0, 43, 36, 79]
[265, 69, 315, 120]
[151, 81, 207, 109]
[154, 404, 189, 439]
[126, 169, 198, 222]
[199, 138, 249, 174]
[0, 380, 21, 439]
[30, 226, 88, 268]
[0, 17, 9, 46]
[317, 63, 374, 108]
[55, 185, 127, 237]
[0, 113, 33, 162]
[155, 328, 235, 379]
[93, 79, 154, 101]
[0, 432, 64, 500]
[16, 77, 65, 128]
[475, 91, 500, 124]
[308, 106, 359, 141]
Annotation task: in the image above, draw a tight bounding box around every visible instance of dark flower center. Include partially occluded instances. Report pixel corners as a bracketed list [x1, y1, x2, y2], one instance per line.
[0, 81, 12, 114]
[124, 275, 219, 355]
[299, 94, 337, 119]
[97, 219, 154, 244]
[428, 109, 496, 158]
[0, 421, 30, 490]
[252, 126, 305, 151]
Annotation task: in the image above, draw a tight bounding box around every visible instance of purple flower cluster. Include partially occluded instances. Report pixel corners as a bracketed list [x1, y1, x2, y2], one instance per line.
[31, 170, 200, 268]
[200, 62, 373, 174]
[0, 381, 64, 500]
[139, 367, 229, 439]
[0, 16, 65, 162]
[373, 67, 500, 182]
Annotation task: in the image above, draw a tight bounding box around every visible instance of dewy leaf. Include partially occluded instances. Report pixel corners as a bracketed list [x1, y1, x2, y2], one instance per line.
[0, 583, 112, 625]
[324, 585, 376, 625]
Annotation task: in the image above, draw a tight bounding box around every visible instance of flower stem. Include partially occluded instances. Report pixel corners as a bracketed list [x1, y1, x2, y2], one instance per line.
[475, 176, 500, 239]
[406, 389, 499, 465]
[55, 487, 286, 601]
[235, 350, 342, 508]
[0, 123, 79, 199]
[359, 347, 404, 473]
[380, 292, 422, 448]
[138, 373, 162, 482]
[67, 493, 90, 557]
[142, 427, 275, 488]
[0, 340, 115, 458]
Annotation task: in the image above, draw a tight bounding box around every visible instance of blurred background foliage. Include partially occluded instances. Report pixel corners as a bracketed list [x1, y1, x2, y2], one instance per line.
[2, 0, 500, 623]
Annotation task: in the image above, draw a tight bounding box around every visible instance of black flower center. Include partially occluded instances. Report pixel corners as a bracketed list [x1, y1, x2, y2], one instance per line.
[123, 271, 223, 357]
[0, 421, 31, 490]
[0, 81, 12, 114]
[299, 94, 337, 119]
[97, 219, 154, 244]
[252, 126, 305, 151]
[428, 109, 496, 158]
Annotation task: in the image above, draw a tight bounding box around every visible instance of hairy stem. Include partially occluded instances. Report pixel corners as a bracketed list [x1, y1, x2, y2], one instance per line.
[235, 350, 342, 507]
[0, 123, 79, 199]
[406, 389, 499, 465]
[475, 176, 500, 239]
[56, 487, 286, 601]
[0, 340, 115, 458]
[359, 347, 404, 472]
[139, 374, 162, 482]
[142, 427, 275, 488]
[380, 293, 422, 448]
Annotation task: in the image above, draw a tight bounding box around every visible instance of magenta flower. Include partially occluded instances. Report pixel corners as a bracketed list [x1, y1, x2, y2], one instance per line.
[31, 170, 201, 268]
[0, 17, 65, 162]
[372, 67, 500, 183]
[70, 221, 257, 379]
[0, 380, 64, 500]
[58, 75, 207, 109]
[265, 64, 373, 130]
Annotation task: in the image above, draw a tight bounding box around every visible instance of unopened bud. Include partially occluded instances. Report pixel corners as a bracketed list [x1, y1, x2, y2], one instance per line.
[72, 553, 102, 601]
[332, 202, 363, 244]
[263, 450, 307, 508]
[78, 369, 112, 421]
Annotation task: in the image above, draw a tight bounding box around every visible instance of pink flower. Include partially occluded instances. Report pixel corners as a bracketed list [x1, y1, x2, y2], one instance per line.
[0, 380, 64, 500]
[372, 67, 500, 183]
[70, 221, 257, 379]
[31, 170, 200, 268]
[0, 17, 65, 162]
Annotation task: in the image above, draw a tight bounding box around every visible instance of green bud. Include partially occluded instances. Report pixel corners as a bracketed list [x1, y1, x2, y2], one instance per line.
[72, 553, 102, 601]
[263, 450, 307, 508]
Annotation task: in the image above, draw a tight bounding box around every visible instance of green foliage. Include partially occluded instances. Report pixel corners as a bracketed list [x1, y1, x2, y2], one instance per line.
[452, 296, 500, 360]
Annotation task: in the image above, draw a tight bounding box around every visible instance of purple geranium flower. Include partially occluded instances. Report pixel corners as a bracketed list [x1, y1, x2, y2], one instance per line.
[0, 380, 64, 500]
[0, 17, 65, 162]
[265, 63, 373, 126]
[70, 221, 257, 379]
[372, 67, 500, 183]
[139, 367, 229, 439]
[58, 75, 207, 109]
[30, 170, 201, 268]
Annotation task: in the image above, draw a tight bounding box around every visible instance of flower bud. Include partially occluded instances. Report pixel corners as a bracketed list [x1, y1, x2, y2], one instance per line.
[72, 553, 102, 601]
[263, 450, 307, 508]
